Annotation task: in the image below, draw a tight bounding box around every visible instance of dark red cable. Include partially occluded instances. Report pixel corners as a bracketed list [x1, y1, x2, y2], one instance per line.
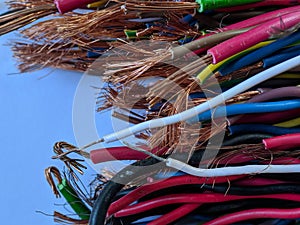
[114, 193, 300, 217]
[204, 207, 300, 225]
[148, 204, 201, 225]
[228, 108, 300, 125]
[108, 175, 244, 216]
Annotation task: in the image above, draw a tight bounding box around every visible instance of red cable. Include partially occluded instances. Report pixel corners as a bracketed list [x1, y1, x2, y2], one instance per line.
[263, 133, 300, 150]
[114, 193, 300, 217]
[204, 207, 300, 225]
[148, 204, 201, 225]
[108, 175, 244, 216]
[90, 146, 165, 164]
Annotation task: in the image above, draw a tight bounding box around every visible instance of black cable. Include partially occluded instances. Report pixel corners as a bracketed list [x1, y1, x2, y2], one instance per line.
[202, 184, 300, 195]
[89, 157, 165, 225]
[257, 79, 300, 88]
[89, 151, 210, 225]
[91, 147, 300, 224]
[222, 133, 273, 146]
[260, 173, 300, 182]
[197, 199, 300, 215]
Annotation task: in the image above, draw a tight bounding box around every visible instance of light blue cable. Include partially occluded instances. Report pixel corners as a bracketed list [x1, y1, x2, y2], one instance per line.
[188, 99, 300, 124]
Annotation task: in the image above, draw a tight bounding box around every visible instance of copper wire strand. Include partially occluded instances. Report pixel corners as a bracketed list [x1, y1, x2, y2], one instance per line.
[0, 5, 56, 36]
[45, 166, 63, 198]
[52, 142, 89, 176]
[54, 211, 88, 224]
[65, 169, 94, 207]
[6, 0, 54, 8]
[96, 76, 259, 149]
[13, 9, 196, 72]
[112, 0, 198, 11]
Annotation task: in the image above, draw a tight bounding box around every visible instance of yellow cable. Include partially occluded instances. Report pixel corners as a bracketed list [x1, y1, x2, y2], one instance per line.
[274, 73, 300, 79]
[87, 0, 108, 8]
[274, 117, 300, 128]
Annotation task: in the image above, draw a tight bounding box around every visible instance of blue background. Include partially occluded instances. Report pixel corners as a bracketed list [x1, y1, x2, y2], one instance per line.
[0, 2, 95, 224]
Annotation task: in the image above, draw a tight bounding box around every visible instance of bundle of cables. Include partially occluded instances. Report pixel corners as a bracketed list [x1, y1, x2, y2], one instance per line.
[3, 0, 300, 224]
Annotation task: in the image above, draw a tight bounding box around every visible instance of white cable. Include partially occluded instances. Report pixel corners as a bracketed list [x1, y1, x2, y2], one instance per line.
[166, 158, 300, 177]
[100, 55, 300, 143]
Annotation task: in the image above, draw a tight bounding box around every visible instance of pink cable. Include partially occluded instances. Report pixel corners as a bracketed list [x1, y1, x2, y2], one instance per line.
[204, 207, 300, 225]
[222, 5, 300, 31]
[90, 146, 165, 164]
[263, 133, 300, 150]
[55, 0, 98, 13]
[216, 1, 300, 13]
[190, 6, 300, 56]
[148, 204, 201, 225]
[208, 11, 300, 63]
[107, 175, 244, 216]
[114, 193, 300, 217]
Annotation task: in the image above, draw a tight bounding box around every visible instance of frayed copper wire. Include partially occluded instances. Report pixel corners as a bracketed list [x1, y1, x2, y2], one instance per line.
[208, 145, 300, 169]
[12, 42, 96, 72]
[13, 8, 196, 73]
[96, 77, 261, 151]
[45, 166, 63, 198]
[52, 142, 88, 177]
[54, 211, 88, 225]
[0, 5, 56, 36]
[21, 6, 193, 42]
[147, 55, 212, 107]
[112, 0, 198, 11]
[6, 0, 54, 9]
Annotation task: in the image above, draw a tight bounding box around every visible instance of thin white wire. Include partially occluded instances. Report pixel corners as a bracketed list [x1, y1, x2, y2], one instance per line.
[100, 55, 300, 143]
[166, 158, 300, 177]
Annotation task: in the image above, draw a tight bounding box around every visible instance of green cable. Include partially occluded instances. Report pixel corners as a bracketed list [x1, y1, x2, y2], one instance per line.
[196, 0, 263, 12]
[57, 179, 91, 220]
[124, 29, 137, 40]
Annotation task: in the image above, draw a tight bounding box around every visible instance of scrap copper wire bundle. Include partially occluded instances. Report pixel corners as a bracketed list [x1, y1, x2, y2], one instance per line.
[2, 0, 300, 224]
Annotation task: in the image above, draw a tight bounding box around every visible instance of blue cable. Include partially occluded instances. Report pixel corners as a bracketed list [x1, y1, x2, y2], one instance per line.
[178, 36, 194, 45]
[228, 124, 300, 136]
[87, 47, 107, 58]
[132, 216, 161, 224]
[188, 99, 300, 124]
[155, 171, 186, 179]
[127, 17, 162, 23]
[263, 44, 300, 68]
[275, 219, 295, 225]
[149, 89, 229, 112]
[218, 29, 300, 76]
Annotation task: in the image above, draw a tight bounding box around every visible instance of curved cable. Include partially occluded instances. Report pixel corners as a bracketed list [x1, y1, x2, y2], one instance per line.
[204, 208, 300, 225]
[97, 55, 300, 144]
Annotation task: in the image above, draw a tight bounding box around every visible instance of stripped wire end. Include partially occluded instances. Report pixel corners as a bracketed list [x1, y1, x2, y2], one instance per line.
[52, 142, 89, 176]
[45, 166, 62, 198]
